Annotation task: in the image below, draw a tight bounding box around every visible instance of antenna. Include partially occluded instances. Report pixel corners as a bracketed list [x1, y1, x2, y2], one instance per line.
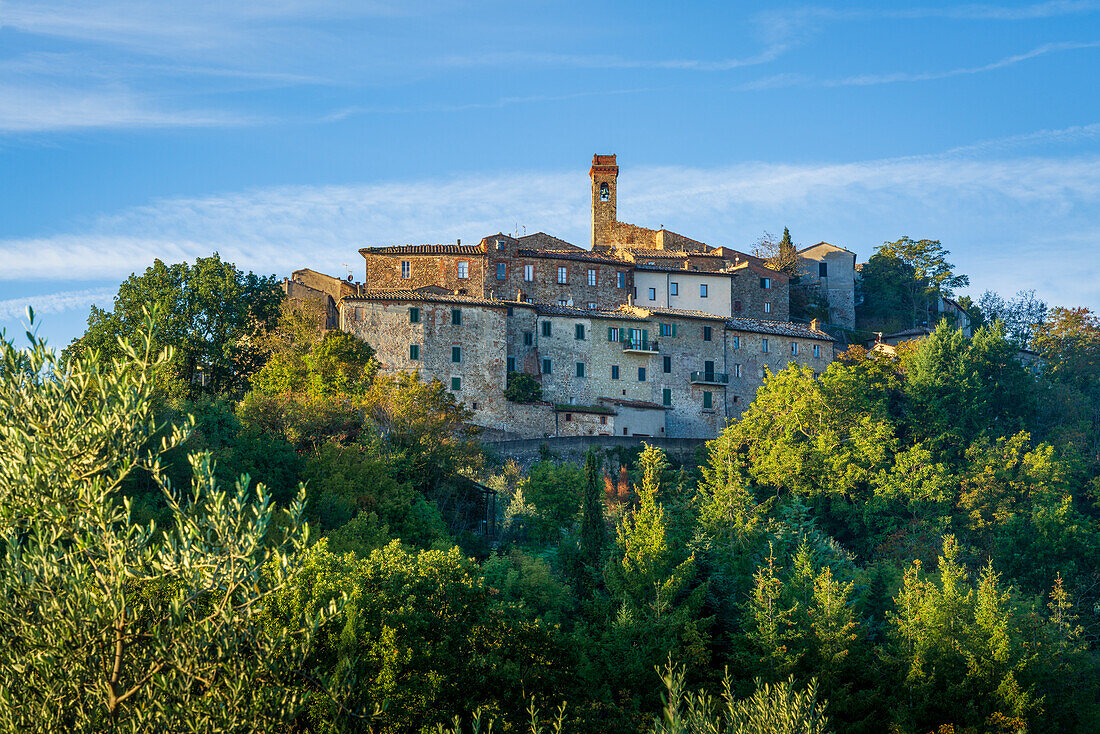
[343, 263, 351, 278]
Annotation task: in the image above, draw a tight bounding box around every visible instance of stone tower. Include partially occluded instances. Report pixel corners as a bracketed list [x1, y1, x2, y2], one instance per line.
[590, 154, 618, 249]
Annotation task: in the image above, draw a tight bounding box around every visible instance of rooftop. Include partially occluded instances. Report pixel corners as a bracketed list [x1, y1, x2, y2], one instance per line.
[726, 317, 833, 340]
[598, 397, 669, 411]
[344, 290, 511, 307]
[361, 244, 484, 256]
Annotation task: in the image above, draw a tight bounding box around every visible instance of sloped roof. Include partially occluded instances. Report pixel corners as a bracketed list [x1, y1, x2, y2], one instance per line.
[798, 241, 855, 256]
[517, 232, 583, 251]
[633, 263, 733, 275]
[533, 303, 649, 321]
[634, 306, 728, 322]
[361, 244, 484, 256]
[516, 248, 626, 264]
[344, 290, 508, 307]
[725, 317, 832, 340]
[598, 397, 669, 411]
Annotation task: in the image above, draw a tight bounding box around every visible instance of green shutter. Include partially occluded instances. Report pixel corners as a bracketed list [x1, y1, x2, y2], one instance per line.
[671, 324, 678, 337]
[608, 327, 613, 341]
[642, 329, 648, 342]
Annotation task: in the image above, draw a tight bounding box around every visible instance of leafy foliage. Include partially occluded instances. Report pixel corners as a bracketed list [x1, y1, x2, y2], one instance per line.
[505, 371, 544, 403]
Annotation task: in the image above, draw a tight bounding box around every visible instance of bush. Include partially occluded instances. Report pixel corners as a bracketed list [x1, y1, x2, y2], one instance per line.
[504, 371, 543, 403]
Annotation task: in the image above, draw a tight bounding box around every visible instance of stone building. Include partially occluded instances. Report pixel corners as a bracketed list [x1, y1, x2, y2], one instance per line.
[294, 153, 846, 439]
[797, 242, 857, 329]
[338, 293, 833, 439]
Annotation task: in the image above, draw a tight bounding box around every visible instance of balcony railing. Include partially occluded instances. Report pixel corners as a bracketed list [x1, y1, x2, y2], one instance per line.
[622, 339, 659, 353]
[690, 371, 730, 385]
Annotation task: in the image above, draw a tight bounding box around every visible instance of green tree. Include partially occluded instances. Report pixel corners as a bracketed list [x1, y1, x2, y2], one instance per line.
[505, 371, 543, 403]
[0, 312, 327, 732]
[887, 536, 1041, 732]
[64, 255, 283, 398]
[580, 449, 609, 571]
[859, 237, 968, 331]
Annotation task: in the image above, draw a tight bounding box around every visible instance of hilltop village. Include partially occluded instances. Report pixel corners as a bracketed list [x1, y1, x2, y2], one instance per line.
[286, 155, 860, 439]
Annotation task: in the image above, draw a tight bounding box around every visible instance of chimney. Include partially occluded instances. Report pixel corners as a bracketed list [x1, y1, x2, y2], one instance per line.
[457, 239, 461, 245]
[810, 318, 820, 331]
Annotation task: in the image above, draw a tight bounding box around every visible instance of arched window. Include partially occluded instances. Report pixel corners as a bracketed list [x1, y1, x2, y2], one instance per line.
[599, 182, 610, 202]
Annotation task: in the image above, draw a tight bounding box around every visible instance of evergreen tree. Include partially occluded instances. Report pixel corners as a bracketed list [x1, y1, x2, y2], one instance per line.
[580, 449, 608, 570]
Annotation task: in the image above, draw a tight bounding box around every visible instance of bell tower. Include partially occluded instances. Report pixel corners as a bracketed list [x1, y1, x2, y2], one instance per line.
[589, 154, 618, 249]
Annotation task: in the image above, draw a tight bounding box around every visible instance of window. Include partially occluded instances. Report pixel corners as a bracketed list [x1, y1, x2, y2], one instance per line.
[575, 324, 585, 340]
[496, 263, 506, 280]
[700, 283, 708, 298]
[617, 271, 626, 288]
[611, 365, 620, 380]
[451, 308, 462, 325]
[451, 377, 461, 391]
[564, 413, 572, 422]
[524, 264, 534, 282]
[813, 344, 821, 358]
[588, 269, 597, 286]
[663, 356, 672, 373]
[819, 262, 828, 278]
[703, 325, 712, 342]
[451, 346, 462, 363]
[703, 391, 713, 409]
[704, 360, 715, 378]
[600, 182, 610, 201]
[600, 416, 607, 425]
[608, 327, 620, 342]
[541, 358, 552, 374]
[791, 342, 799, 356]
[732, 395, 740, 404]
[558, 266, 568, 284]
[523, 331, 533, 346]
[764, 301, 772, 314]
[659, 323, 672, 337]
[734, 299, 742, 313]
[409, 344, 420, 360]
[401, 261, 410, 279]
[559, 300, 568, 306]
[638, 367, 646, 382]
[457, 261, 469, 279]
[670, 282, 679, 296]
[472, 402, 478, 410]
[576, 362, 586, 378]
[496, 239, 507, 251]
[409, 307, 420, 323]
[507, 356, 515, 372]
[507, 306, 514, 317]
[648, 287, 656, 301]
[663, 388, 672, 406]
[541, 321, 551, 337]
[732, 336, 740, 349]
[733, 364, 742, 378]
[623, 427, 629, 436]
[762, 338, 770, 353]
[587, 302, 597, 309]
[760, 277, 771, 289]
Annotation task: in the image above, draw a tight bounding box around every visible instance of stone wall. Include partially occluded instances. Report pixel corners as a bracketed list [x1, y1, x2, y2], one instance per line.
[362, 250, 488, 295]
[489, 248, 632, 309]
[730, 265, 790, 322]
[722, 327, 833, 418]
[483, 435, 708, 469]
[340, 297, 509, 429]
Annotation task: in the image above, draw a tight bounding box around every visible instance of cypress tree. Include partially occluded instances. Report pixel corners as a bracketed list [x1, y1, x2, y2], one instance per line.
[579, 448, 607, 567]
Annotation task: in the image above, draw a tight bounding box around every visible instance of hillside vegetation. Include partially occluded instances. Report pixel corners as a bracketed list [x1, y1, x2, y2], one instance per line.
[3, 255, 1100, 733]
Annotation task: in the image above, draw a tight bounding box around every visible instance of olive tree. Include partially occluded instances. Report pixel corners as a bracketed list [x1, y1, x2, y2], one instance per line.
[0, 310, 333, 733]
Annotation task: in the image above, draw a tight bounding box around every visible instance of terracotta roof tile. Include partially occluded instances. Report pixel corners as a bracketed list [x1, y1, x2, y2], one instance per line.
[360, 244, 483, 256]
[725, 317, 832, 340]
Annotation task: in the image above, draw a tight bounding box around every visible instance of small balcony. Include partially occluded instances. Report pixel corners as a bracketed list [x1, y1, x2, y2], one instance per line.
[690, 371, 729, 386]
[622, 339, 659, 354]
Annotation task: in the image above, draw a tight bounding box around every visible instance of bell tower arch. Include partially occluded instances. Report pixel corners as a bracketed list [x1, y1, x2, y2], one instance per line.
[589, 154, 618, 249]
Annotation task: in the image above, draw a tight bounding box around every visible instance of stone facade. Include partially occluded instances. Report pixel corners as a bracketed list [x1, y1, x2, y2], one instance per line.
[338, 294, 833, 439]
[797, 243, 857, 329]
[297, 153, 849, 440]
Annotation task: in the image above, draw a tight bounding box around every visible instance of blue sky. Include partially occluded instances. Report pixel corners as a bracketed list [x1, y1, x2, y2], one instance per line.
[2, 0, 1099, 347]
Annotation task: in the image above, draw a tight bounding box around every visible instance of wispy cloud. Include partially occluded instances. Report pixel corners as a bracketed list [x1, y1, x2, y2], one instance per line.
[2, 141, 1099, 309]
[0, 287, 115, 321]
[827, 40, 1100, 86]
[735, 40, 1100, 90]
[0, 83, 254, 133]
